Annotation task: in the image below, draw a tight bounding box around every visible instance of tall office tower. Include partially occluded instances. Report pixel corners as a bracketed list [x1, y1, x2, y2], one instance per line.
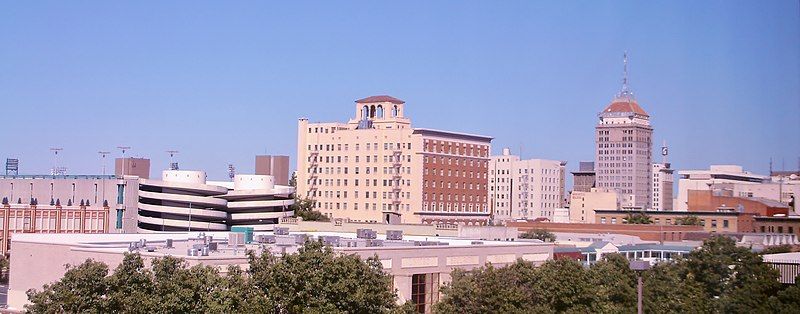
[651, 163, 674, 211]
[297, 95, 492, 225]
[489, 148, 566, 222]
[595, 54, 653, 209]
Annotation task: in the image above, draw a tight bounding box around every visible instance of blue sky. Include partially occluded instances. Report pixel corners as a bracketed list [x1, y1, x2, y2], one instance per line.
[1, 1, 798, 181]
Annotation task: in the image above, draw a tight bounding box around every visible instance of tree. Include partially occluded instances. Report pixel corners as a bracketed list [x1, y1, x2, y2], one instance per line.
[519, 229, 556, 242]
[249, 240, 398, 313]
[675, 215, 702, 226]
[105, 253, 156, 313]
[642, 260, 712, 313]
[435, 261, 541, 314]
[26, 259, 110, 313]
[623, 212, 653, 224]
[587, 253, 637, 313]
[291, 197, 329, 222]
[289, 172, 297, 188]
[684, 235, 782, 312]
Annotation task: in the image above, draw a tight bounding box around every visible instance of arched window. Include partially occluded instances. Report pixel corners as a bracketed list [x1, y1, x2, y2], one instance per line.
[370, 105, 376, 118]
[392, 105, 398, 117]
[376, 105, 384, 118]
[362, 105, 369, 119]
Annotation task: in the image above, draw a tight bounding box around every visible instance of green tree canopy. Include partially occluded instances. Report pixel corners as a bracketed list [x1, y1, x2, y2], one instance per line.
[519, 229, 556, 242]
[28, 243, 404, 314]
[623, 212, 653, 224]
[291, 197, 330, 222]
[675, 215, 702, 226]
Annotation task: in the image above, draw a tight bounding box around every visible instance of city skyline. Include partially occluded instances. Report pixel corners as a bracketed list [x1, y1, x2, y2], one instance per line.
[2, 1, 798, 180]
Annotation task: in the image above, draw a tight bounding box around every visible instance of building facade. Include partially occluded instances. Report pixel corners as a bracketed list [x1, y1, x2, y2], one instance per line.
[568, 188, 621, 223]
[489, 148, 566, 221]
[651, 163, 674, 211]
[7, 230, 553, 312]
[595, 57, 653, 209]
[677, 165, 799, 212]
[255, 155, 290, 186]
[296, 95, 492, 225]
[571, 161, 596, 193]
[137, 170, 295, 232]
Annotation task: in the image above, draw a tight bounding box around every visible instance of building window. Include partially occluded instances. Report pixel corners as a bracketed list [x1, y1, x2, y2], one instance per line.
[411, 273, 439, 313]
[723, 220, 729, 229]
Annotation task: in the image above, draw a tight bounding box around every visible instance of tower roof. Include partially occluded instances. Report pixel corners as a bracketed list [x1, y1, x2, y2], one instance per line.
[602, 96, 649, 116]
[355, 95, 405, 104]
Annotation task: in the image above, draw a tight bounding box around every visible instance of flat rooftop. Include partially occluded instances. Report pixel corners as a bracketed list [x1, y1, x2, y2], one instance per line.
[11, 230, 543, 260]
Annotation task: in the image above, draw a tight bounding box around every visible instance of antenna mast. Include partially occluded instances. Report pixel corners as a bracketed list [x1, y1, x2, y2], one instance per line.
[166, 150, 179, 170]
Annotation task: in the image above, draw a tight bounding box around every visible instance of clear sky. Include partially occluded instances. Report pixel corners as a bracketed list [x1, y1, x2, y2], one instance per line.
[1, 1, 798, 181]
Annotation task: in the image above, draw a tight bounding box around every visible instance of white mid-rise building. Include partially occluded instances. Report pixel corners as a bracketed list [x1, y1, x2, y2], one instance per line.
[651, 163, 674, 211]
[489, 148, 566, 222]
[676, 165, 799, 213]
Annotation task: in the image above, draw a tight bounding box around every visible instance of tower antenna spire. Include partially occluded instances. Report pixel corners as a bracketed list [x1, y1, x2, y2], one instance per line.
[620, 51, 631, 96]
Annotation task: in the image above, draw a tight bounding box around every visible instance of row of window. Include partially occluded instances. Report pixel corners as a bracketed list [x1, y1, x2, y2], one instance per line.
[317, 202, 410, 212]
[308, 154, 412, 164]
[307, 178, 411, 188]
[307, 142, 411, 152]
[423, 202, 487, 212]
[423, 139, 488, 158]
[424, 181, 486, 190]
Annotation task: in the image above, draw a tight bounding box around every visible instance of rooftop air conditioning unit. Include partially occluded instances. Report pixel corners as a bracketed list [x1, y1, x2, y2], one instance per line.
[321, 236, 340, 246]
[386, 230, 403, 241]
[229, 233, 245, 247]
[357, 228, 376, 239]
[294, 234, 309, 244]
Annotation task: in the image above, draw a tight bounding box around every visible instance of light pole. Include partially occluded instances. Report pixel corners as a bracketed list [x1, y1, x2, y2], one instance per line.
[99, 151, 110, 210]
[117, 146, 130, 176]
[50, 147, 63, 175]
[630, 260, 651, 314]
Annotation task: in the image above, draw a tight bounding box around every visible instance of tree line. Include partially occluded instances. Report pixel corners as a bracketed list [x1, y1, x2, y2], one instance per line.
[26, 241, 413, 314]
[435, 236, 800, 313]
[26, 236, 800, 313]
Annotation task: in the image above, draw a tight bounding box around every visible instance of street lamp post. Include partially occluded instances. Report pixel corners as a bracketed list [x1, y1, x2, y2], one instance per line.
[629, 260, 651, 314]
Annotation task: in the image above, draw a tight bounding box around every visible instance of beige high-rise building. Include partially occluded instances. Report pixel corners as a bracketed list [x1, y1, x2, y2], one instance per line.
[297, 95, 492, 225]
[489, 148, 566, 222]
[595, 55, 653, 209]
